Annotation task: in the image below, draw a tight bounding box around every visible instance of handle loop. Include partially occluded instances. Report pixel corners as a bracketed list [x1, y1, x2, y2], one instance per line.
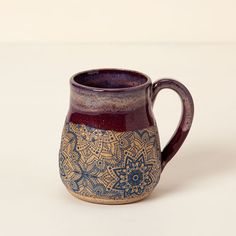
[152, 79, 194, 170]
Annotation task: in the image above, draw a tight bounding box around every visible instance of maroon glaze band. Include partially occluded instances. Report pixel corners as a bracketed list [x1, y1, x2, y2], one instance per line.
[67, 69, 156, 132]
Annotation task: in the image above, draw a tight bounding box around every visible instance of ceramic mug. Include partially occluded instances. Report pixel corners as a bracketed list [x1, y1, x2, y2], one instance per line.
[59, 69, 194, 204]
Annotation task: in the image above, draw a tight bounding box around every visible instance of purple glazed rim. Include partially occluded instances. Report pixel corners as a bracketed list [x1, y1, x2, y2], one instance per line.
[70, 68, 152, 92]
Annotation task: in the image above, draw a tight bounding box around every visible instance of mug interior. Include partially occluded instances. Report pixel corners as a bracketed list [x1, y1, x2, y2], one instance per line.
[72, 69, 149, 89]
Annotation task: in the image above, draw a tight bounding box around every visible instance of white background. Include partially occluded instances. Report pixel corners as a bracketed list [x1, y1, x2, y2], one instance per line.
[0, 0, 236, 43]
[0, 1, 236, 236]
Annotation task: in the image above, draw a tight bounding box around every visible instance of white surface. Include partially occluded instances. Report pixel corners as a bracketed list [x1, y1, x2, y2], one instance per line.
[0, 43, 236, 236]
[0, 0, 236, 43]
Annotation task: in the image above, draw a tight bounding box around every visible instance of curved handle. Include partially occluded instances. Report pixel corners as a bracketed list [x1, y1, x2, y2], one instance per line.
[152, 79, 194, 170]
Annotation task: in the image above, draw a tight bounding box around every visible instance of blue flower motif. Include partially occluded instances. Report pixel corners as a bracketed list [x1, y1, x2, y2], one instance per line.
[93, 184, 106, 196]
[72, 165, 100, 193]
[113, 155, 153, 197]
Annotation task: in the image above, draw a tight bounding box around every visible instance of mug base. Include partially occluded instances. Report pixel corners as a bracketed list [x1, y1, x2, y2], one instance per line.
[67, 188, 152, 205]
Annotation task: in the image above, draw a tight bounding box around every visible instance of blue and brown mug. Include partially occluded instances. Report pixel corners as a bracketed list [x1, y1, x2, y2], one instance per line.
[59, 69, 194, 204]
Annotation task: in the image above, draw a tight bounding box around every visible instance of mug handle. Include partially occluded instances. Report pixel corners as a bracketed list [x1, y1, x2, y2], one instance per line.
[151, 79, 194, 170]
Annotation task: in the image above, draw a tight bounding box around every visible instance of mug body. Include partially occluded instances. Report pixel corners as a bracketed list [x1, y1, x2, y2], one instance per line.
[59, 69, 161, 204]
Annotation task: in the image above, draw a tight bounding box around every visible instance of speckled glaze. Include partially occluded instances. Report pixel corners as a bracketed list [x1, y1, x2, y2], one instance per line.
[59, 69, 194, 204]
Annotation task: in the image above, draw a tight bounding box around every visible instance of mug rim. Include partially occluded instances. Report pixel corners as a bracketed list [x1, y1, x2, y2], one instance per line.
[70, 68, 152, 92]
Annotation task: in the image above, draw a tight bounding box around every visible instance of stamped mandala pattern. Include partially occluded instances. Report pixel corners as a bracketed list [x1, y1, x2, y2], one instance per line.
[59, 121, 161, 200]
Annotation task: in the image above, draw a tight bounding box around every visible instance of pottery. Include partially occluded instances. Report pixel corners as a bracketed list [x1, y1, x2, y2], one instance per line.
[59, 69, 194, 204]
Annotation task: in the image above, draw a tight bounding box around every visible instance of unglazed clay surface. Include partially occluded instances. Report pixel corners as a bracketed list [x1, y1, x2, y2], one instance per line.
[59, 121, 161, 204]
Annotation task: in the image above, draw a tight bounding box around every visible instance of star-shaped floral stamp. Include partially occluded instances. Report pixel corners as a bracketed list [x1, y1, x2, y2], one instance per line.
[113, 154, 153, 197]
